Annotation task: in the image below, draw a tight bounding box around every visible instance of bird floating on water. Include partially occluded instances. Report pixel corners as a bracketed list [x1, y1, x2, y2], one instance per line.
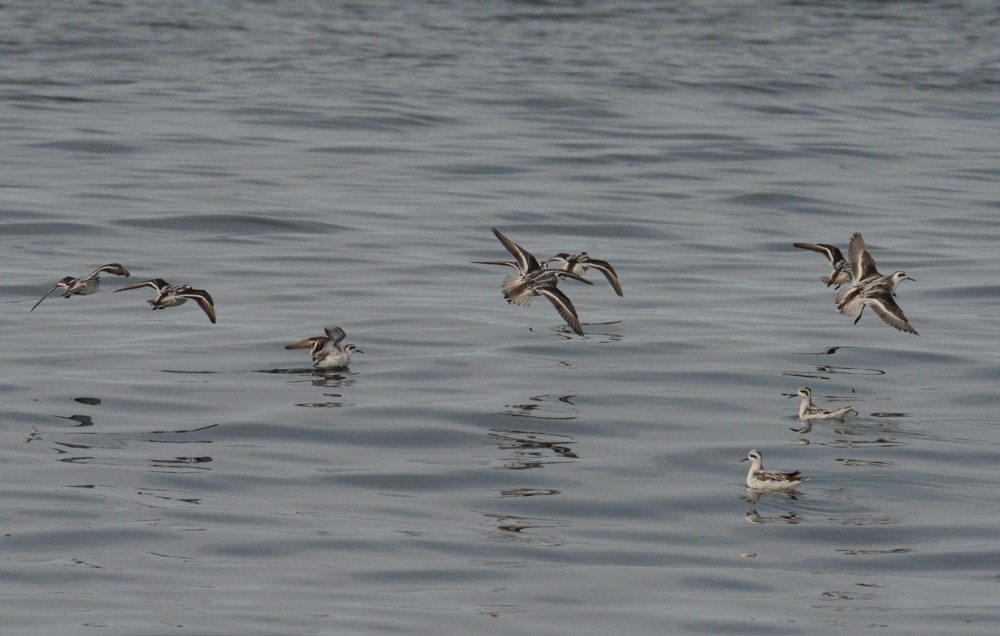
[284, 325, 361, 370]
[741, 449, 806, 491]
[789, 386, 857, 432]
[793, 387, 857, 422]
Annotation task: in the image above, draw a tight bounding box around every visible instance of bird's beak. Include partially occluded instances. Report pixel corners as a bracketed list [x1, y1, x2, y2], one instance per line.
[785, 393, 796, 399]
[739, 457, 748, 463]
[907, 276, 915, 281]
[355, 349, 365, 354]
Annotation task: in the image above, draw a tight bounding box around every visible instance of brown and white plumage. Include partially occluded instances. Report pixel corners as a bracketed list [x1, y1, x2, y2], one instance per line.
[741, 449, 805, 491]
[31, 263, 131, 311]
[114, 278, 216, 324]
[792, 242, 852, 288]
[285, 325, 361, 369]
[476, 228, 592, 336]
[835, 232, 917, 334]
[546, 252, 623, 297]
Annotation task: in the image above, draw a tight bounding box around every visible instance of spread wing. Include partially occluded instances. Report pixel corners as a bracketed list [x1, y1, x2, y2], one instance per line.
[584, 258, 623, 296]
[115, 278, 170, 293]
[30, 278, 71, 311]
[536, 285, 584, 336]
[324, 325, 346, 348]
[869, 294, 917, 335]
[553, 270, 594, 285]
[471, 260, 520, 269]
[181, 289, 216, 324]
[90, 263, 131, 278]
[848, 233, 879, 283]
[491, 228, 540, 273]
[793, 242, 844, 266]
[285, 336, 326, 350]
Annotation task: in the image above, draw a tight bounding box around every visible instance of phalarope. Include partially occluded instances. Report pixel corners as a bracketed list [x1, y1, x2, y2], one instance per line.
[475, 228, 592, 336]
[31, 263, 131, 311]
[793, 242, 852, 288]
[792, 387, 857, 426]
[545, 252, 623, 297]
[835, 232, 917, 334]
[114, 278, 217, 324]
[741, 449, 806, 491]
[284, 325, 361, 370]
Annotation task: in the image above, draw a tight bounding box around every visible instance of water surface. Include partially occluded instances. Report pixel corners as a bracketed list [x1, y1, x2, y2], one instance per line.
[3, 1, 1000, 634]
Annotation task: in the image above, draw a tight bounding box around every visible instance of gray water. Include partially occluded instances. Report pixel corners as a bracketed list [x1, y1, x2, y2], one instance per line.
[3, 1, 1000, 633]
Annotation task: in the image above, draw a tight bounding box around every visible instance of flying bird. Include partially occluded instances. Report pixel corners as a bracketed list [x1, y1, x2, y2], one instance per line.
[115, 278, 217, 324]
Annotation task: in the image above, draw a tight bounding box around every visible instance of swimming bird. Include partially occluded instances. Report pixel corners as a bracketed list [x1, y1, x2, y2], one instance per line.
[791, 387, 857, 430]
[475, 228, 592, 336]
[284, 325, 361, 369]
[31, 263, 131, 311]
[114, 278, 217, 324]
[792, 242, 852, 288]
[545, 252, 623, 297]
[741, 449, 806, 491]
[835, 232, 917, 334]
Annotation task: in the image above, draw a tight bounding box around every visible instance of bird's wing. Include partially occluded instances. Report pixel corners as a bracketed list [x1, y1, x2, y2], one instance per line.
[470, 260, 519, 269]
[869, 294, 917, 335]
[536, 286, 584, 336]
[30, 279, 69, 311]
[553, 270, 593, 285]
[324, 325, 346, 348]
[584, 258, 623, 296]
[91, 263, 131, 278]
[491, 228, 540, 272]
[793, 242, 843, 266]
[114, 278, 169, 293]
[848, 233, 879, 282]
[181, 289, 216, 324]
[285, 336, 326, 350]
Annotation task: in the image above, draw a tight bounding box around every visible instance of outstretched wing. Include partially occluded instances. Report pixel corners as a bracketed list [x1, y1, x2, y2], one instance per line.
[584, 258, 623, 296]
[536, 286, 584, 336]
[869, 294, 917, 335]
[114, 278, 169, 293]
[90, 263, 131, 278]
[491, 228, 540, 273]
[793, 242, 844, 266]
[470, 260, 520, 269]
[553, 270, 594, 285]
[181, 289, 216, 324]
[324, 325, 346, 348]
[30, 278, 71, 312]
[847, 233, 879, 283]
[285, 336, 326, 350]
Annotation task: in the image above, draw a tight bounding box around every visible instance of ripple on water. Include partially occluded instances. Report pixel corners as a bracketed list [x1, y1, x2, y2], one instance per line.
[117, 213, 345, 235]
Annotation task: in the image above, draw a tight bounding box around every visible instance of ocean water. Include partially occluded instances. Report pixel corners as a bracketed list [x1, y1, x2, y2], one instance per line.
[3, 1, 1000, 633]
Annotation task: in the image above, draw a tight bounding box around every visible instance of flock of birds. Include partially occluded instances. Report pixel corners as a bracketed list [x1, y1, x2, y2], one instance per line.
[29, 229, 916, 493]
[472, 227, 624, 336]
[31, 266, 218, 324]
[469, 228, 916, 493]
[29, 265, 361, 368]
[794, 231, 917, 335]
[743, 231, 918, 492]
